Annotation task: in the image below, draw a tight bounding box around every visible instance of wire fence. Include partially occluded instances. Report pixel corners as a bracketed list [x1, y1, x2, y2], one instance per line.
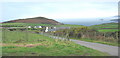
[2, 27, 70, 43]
[39, 32, 70, 41]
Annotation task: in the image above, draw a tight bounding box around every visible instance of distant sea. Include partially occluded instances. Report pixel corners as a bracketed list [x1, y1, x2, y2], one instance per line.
[62, 21, 115, 26]
[57, 18, 116, 26]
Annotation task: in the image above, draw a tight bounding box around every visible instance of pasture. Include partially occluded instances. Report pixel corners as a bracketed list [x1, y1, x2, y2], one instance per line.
[90, 23, 118, 32]
[1, 29, 108, 56]
[1, 23, 54, 27]
[1, 23, 84, 28]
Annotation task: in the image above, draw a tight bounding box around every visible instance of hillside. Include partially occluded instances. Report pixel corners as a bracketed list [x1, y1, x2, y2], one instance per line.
[90, 23, 118, 32]
[3, 17, 63, 25]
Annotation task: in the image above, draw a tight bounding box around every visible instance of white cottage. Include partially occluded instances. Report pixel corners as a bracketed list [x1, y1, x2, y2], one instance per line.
[38, 26, 42, 28]
[54, 27, 56, 29]
[28, 26, 31, 28]
[34, 26, 37, 28]
[45, 27, 49, 32]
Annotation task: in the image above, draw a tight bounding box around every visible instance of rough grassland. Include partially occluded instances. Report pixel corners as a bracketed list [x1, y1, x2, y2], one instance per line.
[1, 23, 54, 27]
[2, 23, 83, 27]
[2, 30, 109, 56]
[90, 23, 118, 32]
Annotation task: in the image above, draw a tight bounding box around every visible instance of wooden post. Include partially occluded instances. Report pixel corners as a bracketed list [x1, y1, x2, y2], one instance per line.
[103, 32, 106, 38]
[116, 32, 118, 39]
[26, 27, 28, 41]
[2, 27, 6, 42]
[66, 33, 69, 41]
[94, 32, 96, 38]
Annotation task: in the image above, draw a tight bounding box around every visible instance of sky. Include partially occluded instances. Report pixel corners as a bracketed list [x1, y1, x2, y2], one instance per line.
[0, 0, 119, 25]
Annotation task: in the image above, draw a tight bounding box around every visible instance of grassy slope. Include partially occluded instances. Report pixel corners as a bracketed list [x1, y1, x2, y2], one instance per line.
[2, 30, 108, 56]
[1, 23, 55, 27]
[98, 29, 118, 32]
[1, 23, 83, 27]
[56, 24, 84, 27]
[90, 23, 118, 32]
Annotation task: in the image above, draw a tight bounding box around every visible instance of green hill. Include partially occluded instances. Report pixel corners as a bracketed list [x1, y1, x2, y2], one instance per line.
[90, 23, 118, 32]
[1, 22, 84, 28]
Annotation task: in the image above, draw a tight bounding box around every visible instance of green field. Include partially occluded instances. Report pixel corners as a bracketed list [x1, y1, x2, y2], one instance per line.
[91, 23, 118, 28]
[1, 23, 55, 27]
[90, 23, 118, 32]
[2, 29, 109, 56]
[1, 23, 83, 28]
[56, 24, 84, 27]
[98, 29, 118, 32]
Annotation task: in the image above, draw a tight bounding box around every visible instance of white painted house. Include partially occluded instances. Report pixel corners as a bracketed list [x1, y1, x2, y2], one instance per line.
[28, 26, 31, 28]
[38, 26, 42, 28]
[34, 26, 37, 28]
[45, 27, 49, 32]
[54, 27, 56, 29]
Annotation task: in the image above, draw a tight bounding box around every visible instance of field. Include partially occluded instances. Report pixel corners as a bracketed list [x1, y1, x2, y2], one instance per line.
[1, 23, 54, 27]
[1, 29, 108, 56]
[90, 23, 118, 32]
[98, 29, 118, 32]
[1, 23, 83, 28]
[56, 24, 84, 27]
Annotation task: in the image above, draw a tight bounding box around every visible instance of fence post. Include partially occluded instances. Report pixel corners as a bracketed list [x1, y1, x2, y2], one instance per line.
[26, 27, 28, 41]
[2, 27, 6, 42]
[66, 33, 69, 41]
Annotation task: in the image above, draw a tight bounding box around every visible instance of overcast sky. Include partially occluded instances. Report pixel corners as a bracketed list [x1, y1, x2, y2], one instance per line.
[0, 0, 119, 23]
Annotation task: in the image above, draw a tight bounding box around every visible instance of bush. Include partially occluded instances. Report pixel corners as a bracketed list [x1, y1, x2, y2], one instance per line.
[52, 26, 118, 43]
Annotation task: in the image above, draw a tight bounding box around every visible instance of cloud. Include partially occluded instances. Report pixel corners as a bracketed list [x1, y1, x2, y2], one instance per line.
[12, 2, 117, 19]
[1, 0, 118, 22]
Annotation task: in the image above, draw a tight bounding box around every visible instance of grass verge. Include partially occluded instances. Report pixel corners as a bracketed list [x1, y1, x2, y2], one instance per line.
[70, 38, 119, 46]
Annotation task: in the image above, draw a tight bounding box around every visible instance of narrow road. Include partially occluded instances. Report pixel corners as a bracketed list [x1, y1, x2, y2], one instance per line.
[71, 39, 118, 56]
[41, 33, 119, 56]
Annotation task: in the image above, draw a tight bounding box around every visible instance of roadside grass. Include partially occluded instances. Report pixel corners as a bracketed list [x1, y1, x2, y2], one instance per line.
[2, 29, 109, 56]
[70, 38, 119, 46]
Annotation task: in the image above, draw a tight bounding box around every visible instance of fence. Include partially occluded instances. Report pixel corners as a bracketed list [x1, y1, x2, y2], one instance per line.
[2, 27, 70, 43]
